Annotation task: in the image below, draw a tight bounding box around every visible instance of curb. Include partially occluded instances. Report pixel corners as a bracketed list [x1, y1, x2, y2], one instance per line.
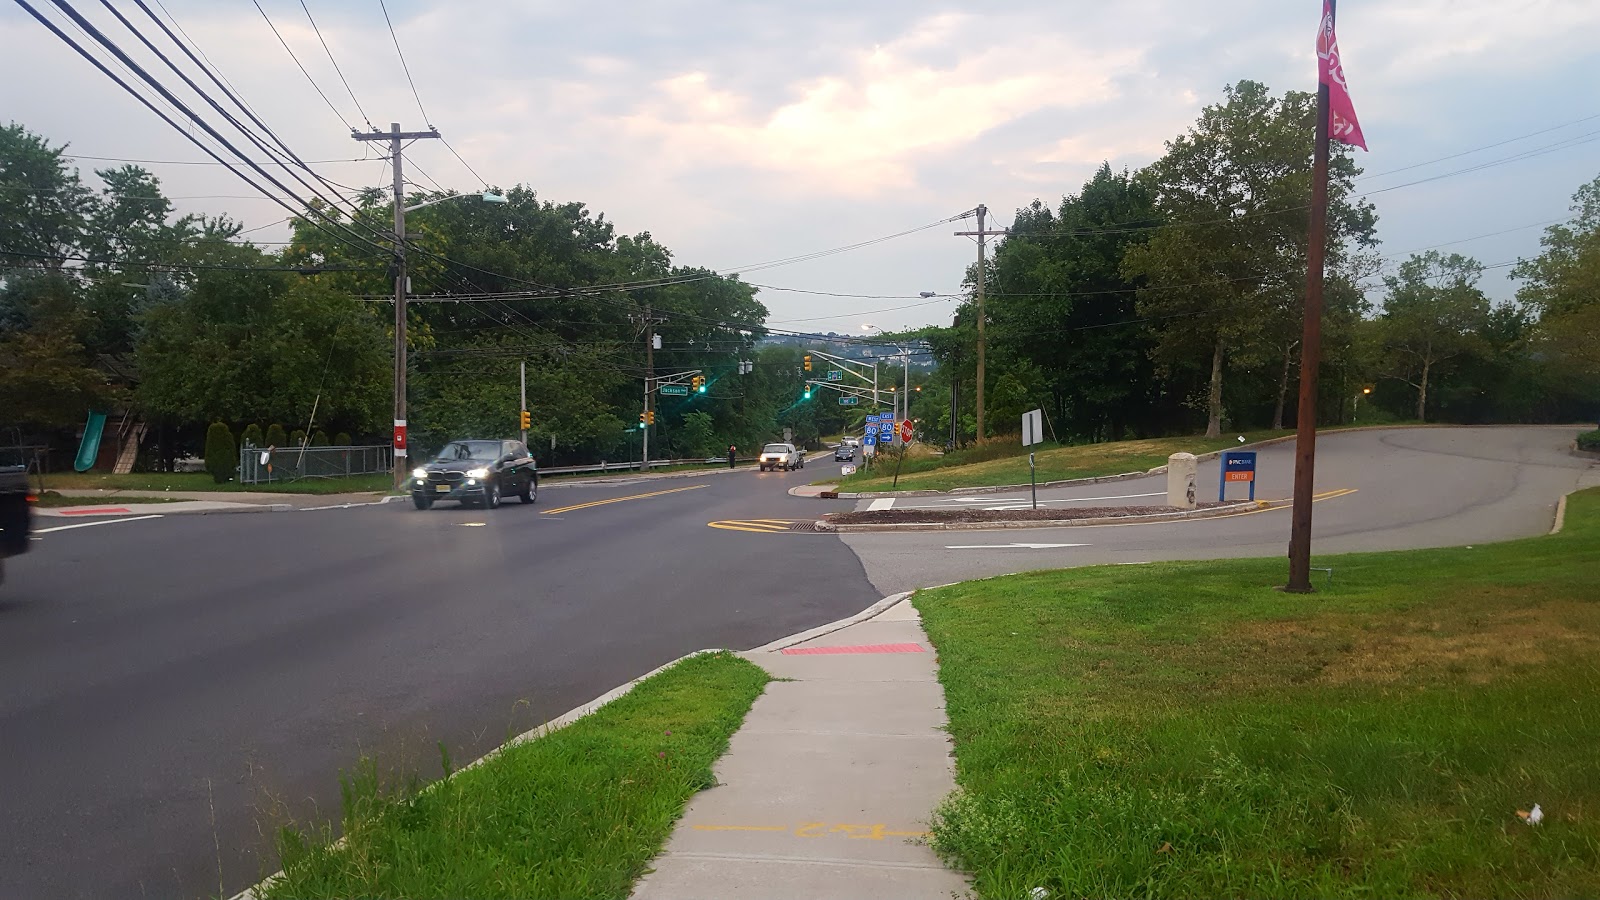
[225, 592, 915, 900]
[816, 500, 1267, 533]
[1551, 494, 1569, 535]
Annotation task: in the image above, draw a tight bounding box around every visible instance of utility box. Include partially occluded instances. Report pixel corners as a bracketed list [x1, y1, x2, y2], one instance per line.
[1167, 452, 1198, 509]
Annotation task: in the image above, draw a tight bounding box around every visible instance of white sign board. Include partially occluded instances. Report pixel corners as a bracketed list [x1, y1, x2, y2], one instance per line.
[1022, 409, 1044, 447]
[862, 439, 876, 456]
[840, 464, 857, 476]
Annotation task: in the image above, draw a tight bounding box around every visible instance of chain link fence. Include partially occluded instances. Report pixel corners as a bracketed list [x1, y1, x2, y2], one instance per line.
[238, 444, 392, 484]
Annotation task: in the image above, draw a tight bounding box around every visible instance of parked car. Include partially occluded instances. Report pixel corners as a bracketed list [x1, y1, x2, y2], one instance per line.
[0, 465, 29, 586]
[411, 439, 537, 509]
[758, 442, 804, 471]
[834, 444, 855, 461]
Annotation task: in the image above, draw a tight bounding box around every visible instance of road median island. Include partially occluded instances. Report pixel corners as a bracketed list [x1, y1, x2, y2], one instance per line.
[915, 486, 1600, 900]
[820, 501, 1255, 532]
[256, 652, 768, 900]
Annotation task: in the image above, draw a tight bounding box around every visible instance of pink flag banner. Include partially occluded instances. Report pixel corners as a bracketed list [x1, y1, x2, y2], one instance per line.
[1316, 0, 1367, 150]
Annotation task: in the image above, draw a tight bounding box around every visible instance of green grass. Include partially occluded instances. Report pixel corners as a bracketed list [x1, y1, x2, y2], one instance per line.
[263, 652, 769, 900]
[31, 471, 393, 495]
[1579, 429, 1599, 452]
[917, 488, 1600, 899]
[837, 430, 1295, 493]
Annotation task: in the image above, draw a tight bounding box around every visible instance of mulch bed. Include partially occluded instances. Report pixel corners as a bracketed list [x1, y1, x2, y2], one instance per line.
[826, 502, 1232, 525]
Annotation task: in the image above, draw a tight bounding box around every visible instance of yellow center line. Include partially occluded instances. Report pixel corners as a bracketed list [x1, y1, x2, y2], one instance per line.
[540, 483, 707, 515]
[708, 520, 795, 533]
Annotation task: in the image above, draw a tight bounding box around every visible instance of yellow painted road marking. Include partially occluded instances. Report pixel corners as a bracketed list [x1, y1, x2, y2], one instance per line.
[540, 483, 707, 515]
[707, 519, 805, 533]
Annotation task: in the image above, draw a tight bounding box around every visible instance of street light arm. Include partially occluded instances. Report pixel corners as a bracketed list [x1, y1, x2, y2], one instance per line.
[402, 190, 506, 213]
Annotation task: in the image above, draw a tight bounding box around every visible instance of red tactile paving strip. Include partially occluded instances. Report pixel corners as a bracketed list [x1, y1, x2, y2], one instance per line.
[780, 643, 926, 656]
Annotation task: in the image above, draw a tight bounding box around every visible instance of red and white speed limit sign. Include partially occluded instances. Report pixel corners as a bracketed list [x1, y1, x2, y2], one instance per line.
[899, 420, 913, 443]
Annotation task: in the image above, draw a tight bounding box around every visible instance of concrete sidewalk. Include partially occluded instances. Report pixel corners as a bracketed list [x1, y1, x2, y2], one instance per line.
[632, 595, 971, 900]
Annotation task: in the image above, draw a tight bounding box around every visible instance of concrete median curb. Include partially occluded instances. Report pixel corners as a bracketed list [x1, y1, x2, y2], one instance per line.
[815, 500, 1268, 533]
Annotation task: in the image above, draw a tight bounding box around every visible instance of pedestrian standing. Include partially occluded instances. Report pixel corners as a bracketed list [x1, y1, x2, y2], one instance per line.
[728, 444, 737, 469]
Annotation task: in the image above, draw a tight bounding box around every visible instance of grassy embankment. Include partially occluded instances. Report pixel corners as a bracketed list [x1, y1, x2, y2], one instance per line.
[919, 488, 1600, 899]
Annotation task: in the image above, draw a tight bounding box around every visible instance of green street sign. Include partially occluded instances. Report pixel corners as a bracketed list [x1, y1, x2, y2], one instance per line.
[659, 384, 689, 396]
[838, 396, 859, 406]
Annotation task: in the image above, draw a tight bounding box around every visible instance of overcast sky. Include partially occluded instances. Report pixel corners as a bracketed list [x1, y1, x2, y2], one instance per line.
[4, 0, 1597, 332]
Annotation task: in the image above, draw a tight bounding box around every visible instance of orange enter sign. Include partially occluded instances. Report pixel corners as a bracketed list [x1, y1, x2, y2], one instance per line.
[1225, 471, 1255, 482]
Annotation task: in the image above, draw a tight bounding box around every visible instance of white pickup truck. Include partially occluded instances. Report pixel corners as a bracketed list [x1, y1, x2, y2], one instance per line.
[757, 442, 804, 472]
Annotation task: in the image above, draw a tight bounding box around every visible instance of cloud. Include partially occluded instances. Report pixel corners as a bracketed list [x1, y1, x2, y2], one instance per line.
[609, 12, 1145, 195]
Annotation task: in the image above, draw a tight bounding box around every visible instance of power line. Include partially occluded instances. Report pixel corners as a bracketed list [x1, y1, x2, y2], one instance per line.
[298, 0, 372, 130]
[441, 137, 489, 189]
[252, 0, 353, 131]
[378, 0, 431, 127]
[1358, 111, 1600, 182]
[60, 153, 372, 166]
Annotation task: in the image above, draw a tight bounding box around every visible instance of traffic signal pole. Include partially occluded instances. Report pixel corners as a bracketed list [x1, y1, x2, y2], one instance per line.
[519, 360, 528, 447]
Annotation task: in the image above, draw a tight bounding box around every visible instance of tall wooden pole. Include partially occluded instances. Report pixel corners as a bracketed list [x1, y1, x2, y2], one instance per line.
[1286, 0, 1335, 593]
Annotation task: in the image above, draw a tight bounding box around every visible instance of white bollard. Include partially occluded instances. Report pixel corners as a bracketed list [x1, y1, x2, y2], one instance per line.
[1167, 452, 1198, 509]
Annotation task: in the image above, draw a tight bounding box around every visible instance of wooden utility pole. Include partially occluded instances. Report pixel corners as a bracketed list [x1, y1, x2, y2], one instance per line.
[352, 123, 440, 487]
[955, 206, 1007, 439]
[1286, 3, 1334, 593]
[644, 307, 654, 471]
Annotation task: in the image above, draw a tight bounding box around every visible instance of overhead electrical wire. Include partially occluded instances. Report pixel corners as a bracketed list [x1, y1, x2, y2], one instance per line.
[378, 0, 431, 128]
[298, 0, 372, 130]
[250, 0, 353, 131]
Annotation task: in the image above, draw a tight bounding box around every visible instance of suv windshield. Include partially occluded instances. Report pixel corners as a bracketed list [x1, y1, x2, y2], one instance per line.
[762, 444, 789, 454]
[436, 441, 502, 462]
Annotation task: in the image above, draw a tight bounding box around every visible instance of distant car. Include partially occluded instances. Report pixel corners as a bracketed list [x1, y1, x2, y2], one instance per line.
[834, 444, 854, 461]
[842, 437, 860, 448]
[758, 442, 804, 471]
[411, 439, 537, 510]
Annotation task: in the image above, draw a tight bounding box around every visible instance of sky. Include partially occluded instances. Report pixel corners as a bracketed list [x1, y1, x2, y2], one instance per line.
[3, 0, 1597, 333]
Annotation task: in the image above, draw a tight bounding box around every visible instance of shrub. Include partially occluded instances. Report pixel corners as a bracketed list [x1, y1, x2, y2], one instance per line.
[290, 429, 307, 449]
[241, 423, 264, 449]
[1580, 430, 1600, 453]
[265, 423, 287, 449]
[311, 429, 329, 447]
[203, 422, 236, 484]
[334, 432, 352, 447]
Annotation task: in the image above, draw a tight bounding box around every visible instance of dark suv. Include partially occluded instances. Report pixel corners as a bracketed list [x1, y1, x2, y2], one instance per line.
[411, 440, 538, 510]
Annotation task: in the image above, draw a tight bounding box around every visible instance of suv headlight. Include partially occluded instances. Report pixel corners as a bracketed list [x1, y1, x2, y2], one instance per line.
[411, 467, 428, 479]
[465, 467, 489, 479]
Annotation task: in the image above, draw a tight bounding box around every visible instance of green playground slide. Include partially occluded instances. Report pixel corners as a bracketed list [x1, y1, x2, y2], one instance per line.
[75, 411, 107, 472]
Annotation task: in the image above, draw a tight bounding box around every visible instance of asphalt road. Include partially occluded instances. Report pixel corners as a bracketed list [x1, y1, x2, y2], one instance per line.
[0, 464, 863, 900]
[1, 426, 1593, 899]
[839, 426, 1598, 593]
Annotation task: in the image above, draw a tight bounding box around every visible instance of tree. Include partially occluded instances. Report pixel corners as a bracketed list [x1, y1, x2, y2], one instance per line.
[241, 423, 264, 448]
[0, 271, 114, 429]
[265, 424, 287, 449]
[0, 123, 92, 270]
[1123, 81, 1376, 437]
[203, 421, 235, 484]
[1516, 175, 1600, 414]
[1378, 252, 1491, 422]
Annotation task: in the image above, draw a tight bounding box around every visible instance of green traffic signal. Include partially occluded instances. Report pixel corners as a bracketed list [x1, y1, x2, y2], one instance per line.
[803, 387, 812, 399]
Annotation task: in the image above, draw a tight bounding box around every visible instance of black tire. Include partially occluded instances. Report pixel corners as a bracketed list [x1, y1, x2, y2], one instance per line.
[485, 479, 502, 509]
[519, 473, 536, 504]
[412, 494, 433, 510]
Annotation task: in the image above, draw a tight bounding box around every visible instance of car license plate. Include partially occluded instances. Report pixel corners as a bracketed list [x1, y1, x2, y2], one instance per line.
[435, 484, 451, 493]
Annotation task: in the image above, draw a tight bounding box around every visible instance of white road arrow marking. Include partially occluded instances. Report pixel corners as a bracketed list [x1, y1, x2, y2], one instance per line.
[944, 542, 1090, 550]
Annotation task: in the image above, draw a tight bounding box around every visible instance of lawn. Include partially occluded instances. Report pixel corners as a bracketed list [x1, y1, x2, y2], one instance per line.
[262, 652, 768, 900]
[837, 430, 1295, 493]
[30, 471, 393, 495]
[918, 488, 1600, 899]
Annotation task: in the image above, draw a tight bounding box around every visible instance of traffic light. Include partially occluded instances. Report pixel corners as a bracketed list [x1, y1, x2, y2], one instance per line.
[638, 412, 648, 429]
[692, 375, 706, 393]
[803, 354, 812, 372]
[519, 410, 531, 430]
[803, 385, 812, 400]
[647, 410, 656, 424]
